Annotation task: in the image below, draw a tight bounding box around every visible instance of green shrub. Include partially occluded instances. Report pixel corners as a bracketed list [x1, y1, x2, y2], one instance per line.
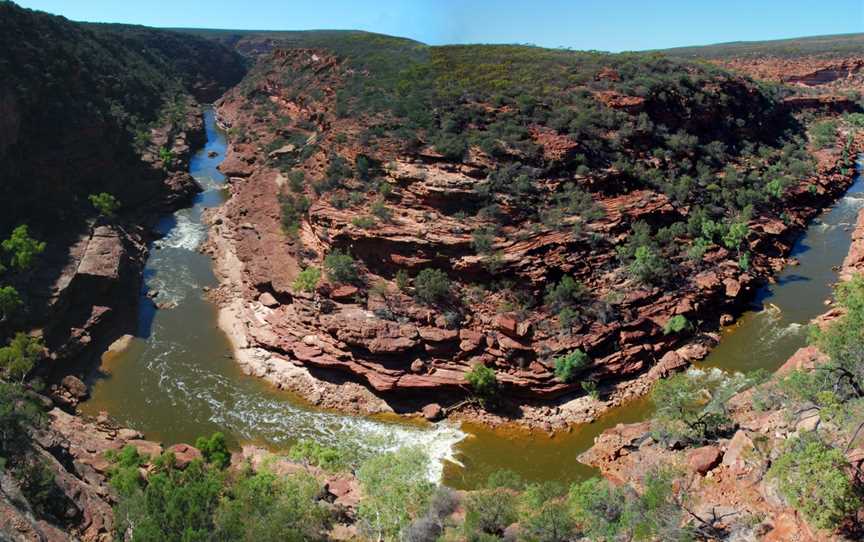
[289, 439, 348, 471]
[472, 227, 496, 254]
[0, 286, 22, 322]
[0, 333, 42, 383]
[809, 273, 864, 402]
[370, 198, 391, 221]
[111, 456, 223, 541]
[356, 447, 434, 541]
[768, 434, 858, 530]
[687, 238, 711, 261]
[214, 470, 332, 542]
[553, 350, 589, 382]
[2, 225, 46, 271]
[568, 471, 689, 542]
[395, 270, 410, 292]
[324, 249, 358, 284]
[810, 120, 838, 149]
[627, 245, 667, 285]
[292, 267, 321, 293]
[581, 379, 599, 399]
[14, 458, 58, 518]
[544, 276, 586, 312]
[433, 133, 468, 161]
[413, 268, 451, 305]
[355, 155, 371, 180]
[158, 146, 175, 168]
[0, 381, 42, 461]
[518, 482, 573, 542]
[557, 306, 578, 330]
[279, 193, 311, 236]
[652, 370, 758, 443]
[466, 364, 498, 401]
[288, 170, 305, 192]
[663, 315, 690, 335]
[195, 432, 230, 469]
[351, 216, 377, 228]
[463, 489, 518, 537]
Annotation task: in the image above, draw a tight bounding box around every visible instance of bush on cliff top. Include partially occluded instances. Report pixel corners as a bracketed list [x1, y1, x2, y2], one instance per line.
[108, 444, 333, 542]
[769, 434, 859, 530]
[89, 193, 121, 218]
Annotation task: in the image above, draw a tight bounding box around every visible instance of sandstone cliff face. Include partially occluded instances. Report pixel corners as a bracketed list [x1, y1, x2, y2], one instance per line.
[202, 43, 864, 425]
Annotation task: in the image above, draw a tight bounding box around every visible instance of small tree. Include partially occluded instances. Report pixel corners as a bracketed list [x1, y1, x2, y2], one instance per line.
[195, 432, 230, 469]
[463, 488, 518, 537]
[413, 269, 450, 305]
[652, 370, 756, 443]
[768, 434, 858, 530]
[544, 276, 585, 313]
[356, 447, 434, 541]
[158, 146, 175, 168]
[370, 198, 391, 221]
[0, 333, 42, 383]
[466, 364, 498, 403]
[0, 286, 22, 323]
[553, 350, 589, 382]
[292, 267, 321, 293]
[472, 227, 495, 254]
[395, 270, 410, 292]
[518, 482, 573, 542]
[279, 193, 310, 237]
[324, 249, 358, 284]
[2, 225, 46, 271]
[627, 245, 666, 285]
[89, 193, 121, 218]
[663, 315, 690, 335]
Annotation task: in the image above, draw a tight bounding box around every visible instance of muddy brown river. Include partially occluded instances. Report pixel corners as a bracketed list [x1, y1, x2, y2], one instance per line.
[81, 109, 864, 488]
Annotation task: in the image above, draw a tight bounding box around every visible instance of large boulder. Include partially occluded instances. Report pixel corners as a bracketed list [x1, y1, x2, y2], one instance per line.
[687, 445, 723, 475]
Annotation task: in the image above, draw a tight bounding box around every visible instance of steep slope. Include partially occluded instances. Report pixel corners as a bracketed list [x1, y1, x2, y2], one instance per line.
[0, 4, 248, 540]
[0, 3, 246, 235]
[203, 33, 862, 424]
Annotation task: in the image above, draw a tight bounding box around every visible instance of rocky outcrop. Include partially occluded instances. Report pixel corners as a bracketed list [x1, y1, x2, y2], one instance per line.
[0, 406, 163, 542]
[580, 202, 864, 541]
[201, 44, 864, 429]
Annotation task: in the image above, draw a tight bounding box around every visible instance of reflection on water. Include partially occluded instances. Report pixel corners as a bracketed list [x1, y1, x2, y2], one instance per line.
[82, 108, 466, 482]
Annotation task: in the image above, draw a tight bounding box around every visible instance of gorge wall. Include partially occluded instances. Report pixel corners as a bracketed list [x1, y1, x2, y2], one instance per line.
[201, 36, 864, 427]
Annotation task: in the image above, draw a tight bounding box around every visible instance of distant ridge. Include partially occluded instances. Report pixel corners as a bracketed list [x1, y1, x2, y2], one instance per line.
[660, 32, 864, 59]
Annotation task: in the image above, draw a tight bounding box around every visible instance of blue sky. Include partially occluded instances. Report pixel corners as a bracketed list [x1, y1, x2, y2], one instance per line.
[14, 0, 864, 52]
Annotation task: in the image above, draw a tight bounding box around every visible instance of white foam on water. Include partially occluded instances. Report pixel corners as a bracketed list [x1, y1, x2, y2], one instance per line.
[138, 338, 468, 482]
[777, 322, 804, 337]
[154, 212, 207, 251]
[144, 262, 198, 306]
[839, 195, 864, 209]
